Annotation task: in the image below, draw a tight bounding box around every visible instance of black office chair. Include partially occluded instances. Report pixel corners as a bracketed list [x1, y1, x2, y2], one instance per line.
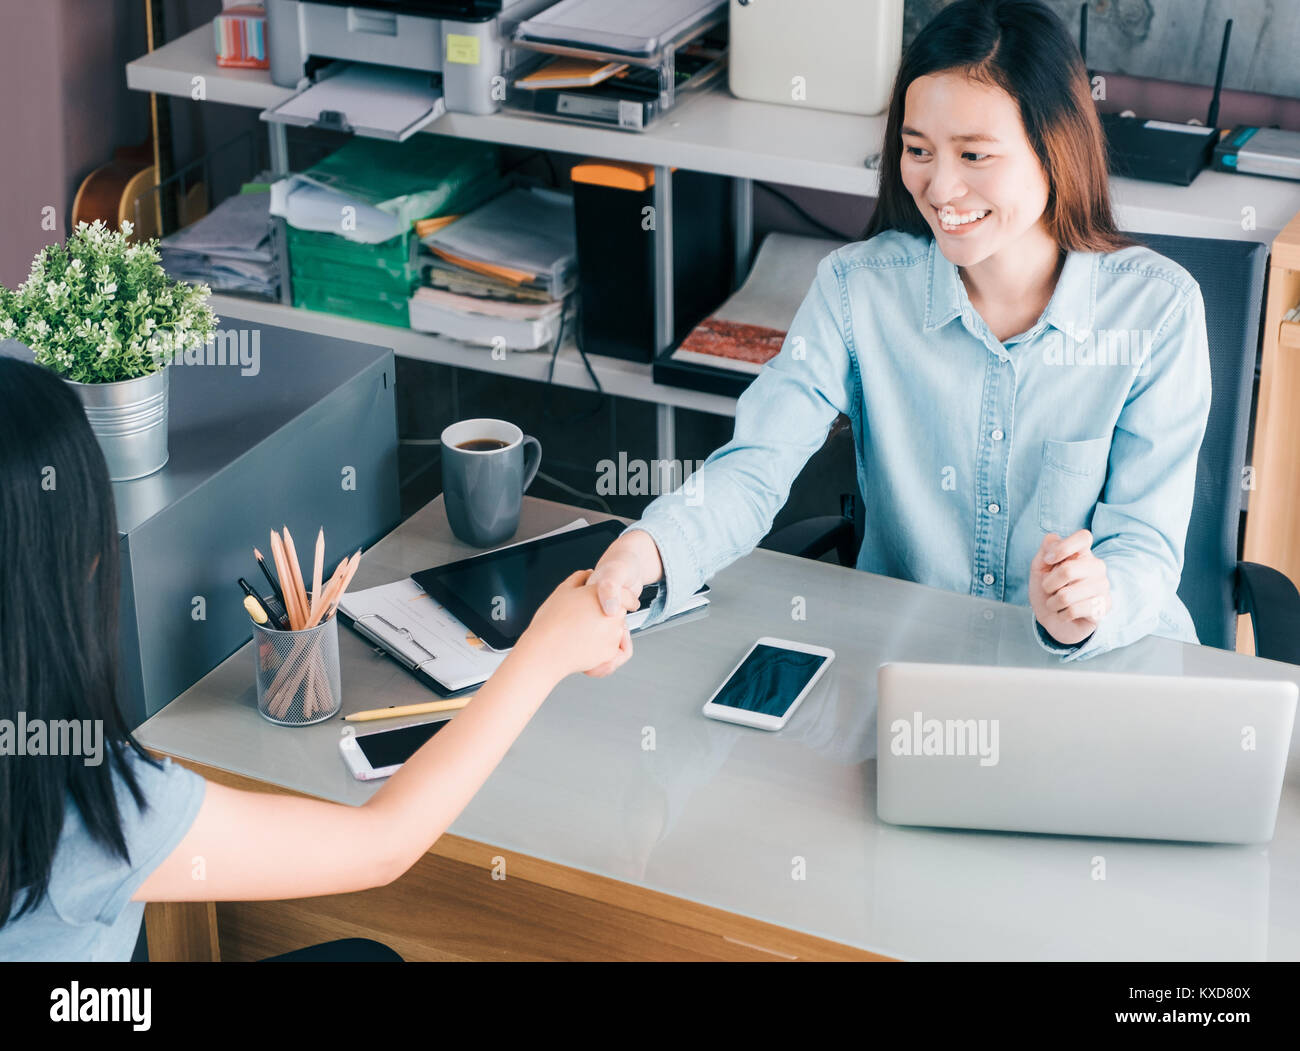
[259, 938, 404, 962]
[761, 232, 1300, 663]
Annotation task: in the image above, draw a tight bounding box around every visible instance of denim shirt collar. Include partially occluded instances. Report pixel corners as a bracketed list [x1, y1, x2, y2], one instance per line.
[923, 237, 1098, 344]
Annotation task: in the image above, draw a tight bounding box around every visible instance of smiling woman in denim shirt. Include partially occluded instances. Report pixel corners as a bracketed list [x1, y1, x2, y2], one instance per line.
[589, 0, 1211, 663]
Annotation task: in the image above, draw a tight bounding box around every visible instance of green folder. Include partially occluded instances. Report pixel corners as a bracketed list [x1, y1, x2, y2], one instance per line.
[277, 134, 508, 243]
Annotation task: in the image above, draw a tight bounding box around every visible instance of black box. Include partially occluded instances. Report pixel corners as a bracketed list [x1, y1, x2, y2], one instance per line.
[570, 161, 733, 363]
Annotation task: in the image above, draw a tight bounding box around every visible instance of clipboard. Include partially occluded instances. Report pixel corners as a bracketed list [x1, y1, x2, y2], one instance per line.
[336, 602, 481, 699]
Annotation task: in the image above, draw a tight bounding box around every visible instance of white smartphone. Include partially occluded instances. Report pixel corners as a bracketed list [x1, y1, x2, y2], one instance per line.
[701, 637, 836, 731]
[339, 718, 453, 781]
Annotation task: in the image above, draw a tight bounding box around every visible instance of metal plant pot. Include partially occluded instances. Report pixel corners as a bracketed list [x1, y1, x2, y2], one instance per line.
[65, 365, 170, 481]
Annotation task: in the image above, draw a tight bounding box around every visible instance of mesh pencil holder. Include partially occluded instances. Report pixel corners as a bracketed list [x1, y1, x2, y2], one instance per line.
[253, 615, 341, 726]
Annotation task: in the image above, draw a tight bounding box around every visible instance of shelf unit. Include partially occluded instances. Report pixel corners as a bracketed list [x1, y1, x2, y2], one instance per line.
[128, 26, 1300, 238]
[128, 24, 1300, 463]
[126, 25, 885, 195]
[206, 293, 737, 417]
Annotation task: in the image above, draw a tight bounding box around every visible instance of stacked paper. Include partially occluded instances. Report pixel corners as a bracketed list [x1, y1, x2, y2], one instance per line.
[420, 187, 577, 300]
[410, 186, 577, 349]
[160, 190, 277, 298]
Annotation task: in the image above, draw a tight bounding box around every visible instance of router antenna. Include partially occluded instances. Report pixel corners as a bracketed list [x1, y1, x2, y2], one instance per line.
[1079, 2, 1089, 71]
[1207, 18, 1232, 128]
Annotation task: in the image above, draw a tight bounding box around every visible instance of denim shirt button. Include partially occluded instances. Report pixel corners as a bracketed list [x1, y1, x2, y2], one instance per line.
[987, 503, 1000, 515]
[982, 572, 995, 586]
[991, 428, 1004, 441]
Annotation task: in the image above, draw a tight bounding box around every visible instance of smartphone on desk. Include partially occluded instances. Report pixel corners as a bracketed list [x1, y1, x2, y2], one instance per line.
[701, 637, 835, 731]
[339, 718, 453, 781]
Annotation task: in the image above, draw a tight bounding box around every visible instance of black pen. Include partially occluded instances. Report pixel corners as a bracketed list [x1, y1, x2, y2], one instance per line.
[238, 577, 287, 630]
[254, 547, 287, 609]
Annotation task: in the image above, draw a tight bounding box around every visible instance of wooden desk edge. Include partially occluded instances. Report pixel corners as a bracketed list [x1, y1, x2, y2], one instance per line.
[143, 749, 890, 962]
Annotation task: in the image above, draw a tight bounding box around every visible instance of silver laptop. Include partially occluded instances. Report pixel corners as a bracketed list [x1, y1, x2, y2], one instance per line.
[876, 662, 1298, 844]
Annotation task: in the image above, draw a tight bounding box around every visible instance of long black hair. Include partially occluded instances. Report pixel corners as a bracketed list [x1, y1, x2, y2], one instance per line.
[0, 356, 156, 924]
[865, 0, 1133, 253]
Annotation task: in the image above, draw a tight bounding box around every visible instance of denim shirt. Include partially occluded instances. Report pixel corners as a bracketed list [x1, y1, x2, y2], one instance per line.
[627, 229, 1212, 661]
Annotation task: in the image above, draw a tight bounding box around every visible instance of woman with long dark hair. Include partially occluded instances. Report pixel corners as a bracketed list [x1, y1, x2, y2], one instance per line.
[591, 0, 1210, 662]
[0, 356, 634, 960]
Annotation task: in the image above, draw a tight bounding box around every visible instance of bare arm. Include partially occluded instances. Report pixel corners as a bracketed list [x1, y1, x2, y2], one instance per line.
[133, 572, 633, 902]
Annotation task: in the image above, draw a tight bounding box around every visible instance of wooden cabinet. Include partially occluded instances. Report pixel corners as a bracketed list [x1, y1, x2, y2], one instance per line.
[1243, 213, 1300, 626]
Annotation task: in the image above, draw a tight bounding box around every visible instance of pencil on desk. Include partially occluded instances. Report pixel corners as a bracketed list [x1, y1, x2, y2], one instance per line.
[344, 696, 474, 722]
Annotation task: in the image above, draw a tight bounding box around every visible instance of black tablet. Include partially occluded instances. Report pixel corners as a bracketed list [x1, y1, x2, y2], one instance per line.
[411, 520, 649, 651]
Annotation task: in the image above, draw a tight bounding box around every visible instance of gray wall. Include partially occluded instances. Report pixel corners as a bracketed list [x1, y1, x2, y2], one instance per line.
[0, 2, 147, 287]
[910, 0, 1300, 99]
[0, 0, 242, 288]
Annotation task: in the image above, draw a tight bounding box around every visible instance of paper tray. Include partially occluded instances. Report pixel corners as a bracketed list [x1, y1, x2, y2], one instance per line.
[261, 62, 446, 141]
[514, 0, 726, 62]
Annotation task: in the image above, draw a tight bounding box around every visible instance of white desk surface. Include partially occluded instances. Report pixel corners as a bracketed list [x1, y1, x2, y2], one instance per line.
[129, 25, 1300, 242]
[135, 495, 1300, 961]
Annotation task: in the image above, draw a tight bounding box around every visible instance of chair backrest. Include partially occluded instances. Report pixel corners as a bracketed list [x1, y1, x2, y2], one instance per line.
[1128, 232, 1268, 650]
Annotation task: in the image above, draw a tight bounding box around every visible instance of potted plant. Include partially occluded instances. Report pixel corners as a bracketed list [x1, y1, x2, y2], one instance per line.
[0, 219, 217, 481]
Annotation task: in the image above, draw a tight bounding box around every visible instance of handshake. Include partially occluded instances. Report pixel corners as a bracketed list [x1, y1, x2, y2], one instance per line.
[512, 533, 665, 681]
[513, 570, 637, 682]
[514, 531, 663, 682]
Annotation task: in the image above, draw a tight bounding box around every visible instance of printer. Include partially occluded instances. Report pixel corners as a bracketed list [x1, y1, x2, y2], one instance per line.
[263, 0, 555, 134]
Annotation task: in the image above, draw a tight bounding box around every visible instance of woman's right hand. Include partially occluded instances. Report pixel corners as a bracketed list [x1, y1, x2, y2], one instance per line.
[583, 531, 665, 678]
[589, 529, 664, 617]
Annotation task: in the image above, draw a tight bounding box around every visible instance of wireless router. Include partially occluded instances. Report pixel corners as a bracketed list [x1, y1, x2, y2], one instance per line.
[1213, 126, 1300, 182]
[1080, 3, 1231, 187]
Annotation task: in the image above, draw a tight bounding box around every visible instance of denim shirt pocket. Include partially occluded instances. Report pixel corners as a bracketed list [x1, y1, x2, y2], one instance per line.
[1038, 437, 1110, 535]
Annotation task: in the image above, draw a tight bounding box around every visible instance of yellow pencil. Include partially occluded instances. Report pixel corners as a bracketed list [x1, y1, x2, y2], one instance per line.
[343, 696, 474, 722]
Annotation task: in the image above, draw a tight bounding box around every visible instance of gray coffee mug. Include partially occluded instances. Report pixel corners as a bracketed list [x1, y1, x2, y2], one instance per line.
[441, 418, 542, 547]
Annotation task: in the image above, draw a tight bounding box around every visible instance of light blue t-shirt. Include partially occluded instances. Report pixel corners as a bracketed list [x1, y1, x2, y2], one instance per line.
[0, 750, 206, 961]
[630, 230, 1211, 661]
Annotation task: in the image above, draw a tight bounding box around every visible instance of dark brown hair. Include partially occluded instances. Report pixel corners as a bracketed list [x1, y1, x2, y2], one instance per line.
[864, 0, 1134, 253]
